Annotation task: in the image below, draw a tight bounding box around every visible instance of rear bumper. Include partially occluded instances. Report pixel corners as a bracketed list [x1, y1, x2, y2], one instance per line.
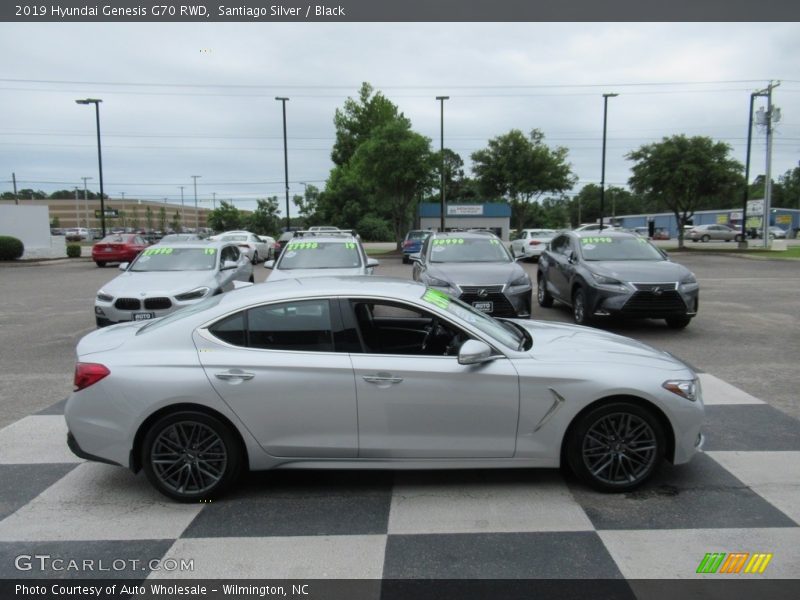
[67, 431, 122, 467]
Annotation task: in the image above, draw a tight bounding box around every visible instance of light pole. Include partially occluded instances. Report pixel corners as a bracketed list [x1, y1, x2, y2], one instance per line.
[74, 187, 80, 227]
[212, 192, 217, 210]
[436, 96, 449, 232]
[75, 98, 107, 237]
[599, 93, 618, 231]
[760, 81, 780, 248]
[81, 176, 92, 228]
[275, 96, 291, 231]
[178, 186, 185, 231]
[191, 175, 201, 231]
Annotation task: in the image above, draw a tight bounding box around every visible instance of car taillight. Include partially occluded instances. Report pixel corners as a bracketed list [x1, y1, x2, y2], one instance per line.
[529, 240, 541, 246]
[74, 363, 110, 392]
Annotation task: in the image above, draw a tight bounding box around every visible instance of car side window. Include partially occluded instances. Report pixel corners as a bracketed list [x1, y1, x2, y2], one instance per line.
[208, 299, 334, 352]
[550, 235, 568, 255]
[349, 300, 470, 357]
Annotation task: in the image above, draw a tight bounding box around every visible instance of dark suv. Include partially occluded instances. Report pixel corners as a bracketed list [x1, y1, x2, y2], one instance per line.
[537, 231, 699, 329]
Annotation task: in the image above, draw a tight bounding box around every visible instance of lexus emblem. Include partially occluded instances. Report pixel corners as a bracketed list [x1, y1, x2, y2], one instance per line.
[477, 288, 489, 298]
[652, 287, 663, 296]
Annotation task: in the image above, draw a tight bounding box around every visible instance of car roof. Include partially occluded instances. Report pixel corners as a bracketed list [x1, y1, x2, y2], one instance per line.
[430, 231, 499, 240]
[570, 230, 640, 240]
[149, 240, 231, 249]
[287, 234, 360, 243]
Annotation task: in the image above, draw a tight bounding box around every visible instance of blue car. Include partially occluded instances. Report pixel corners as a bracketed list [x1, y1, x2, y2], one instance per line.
[402, 230, 432, 264]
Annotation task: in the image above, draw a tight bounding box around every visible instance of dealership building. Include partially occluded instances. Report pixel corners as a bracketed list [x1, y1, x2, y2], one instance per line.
[417, 203, 512, 240]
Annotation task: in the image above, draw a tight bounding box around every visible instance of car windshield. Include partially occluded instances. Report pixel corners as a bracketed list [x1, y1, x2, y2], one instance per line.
[277, 240, 362, 269]
[407, 231, 430, 240]
[98, 235, 130, 243]
[130, 247, 218, 271]
[160, 234, 197, 243]
[429, 237, 511, 263]
[420, 288, 525, 350]
[580, 237, 664, 261]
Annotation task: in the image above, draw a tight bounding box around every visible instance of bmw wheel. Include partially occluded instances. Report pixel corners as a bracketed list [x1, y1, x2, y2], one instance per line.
[141, 411, 243, 502]
[537, 275, 554, 308]
[567, 402, 665, 492]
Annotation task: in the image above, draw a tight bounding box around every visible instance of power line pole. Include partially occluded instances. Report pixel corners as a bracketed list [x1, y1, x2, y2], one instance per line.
[12, 172, 18, 205]
[191, 175, 201, 231]
[600, 93, 618, 230]
[178, 186, 185, 231]
[761, 81, 780, 248]
[81, 176, 92, 228]
[275, 96, 290, 231]
[436, 96, 449, 232]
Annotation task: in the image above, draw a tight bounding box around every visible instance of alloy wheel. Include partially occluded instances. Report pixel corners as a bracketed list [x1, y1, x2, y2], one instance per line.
[150, 421, 228, 496]
[581, 412, 657, 486]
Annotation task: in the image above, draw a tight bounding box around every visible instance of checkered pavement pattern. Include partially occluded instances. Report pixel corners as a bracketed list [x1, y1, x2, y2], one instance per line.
[0, 373, 798, 582]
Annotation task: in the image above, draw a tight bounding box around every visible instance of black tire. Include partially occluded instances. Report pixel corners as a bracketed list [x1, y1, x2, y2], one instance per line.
[402, 255, 410, 264]
[665, 316, 692, 330]
[248, 275, 255, 284]
[572, 287, 590, 325]
[701, 234, 710, 243]
[537, 275, 554, 308]
[252, 251, 259, 265]
[734, 234, 743, 243]
[141, 411, 243, 502]
[566, 401, 665, 492]
[95, 261, 106, 268]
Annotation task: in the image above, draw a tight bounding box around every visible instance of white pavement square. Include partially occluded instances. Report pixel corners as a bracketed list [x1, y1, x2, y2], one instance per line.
[0, 462, 202, 541]
[599, 528, 800, 579]
[0, 415, 82, 464]
[149, 535, 387, 579]
[708, 451, 800, 526]
[387, 472, 593, 534]
[699, 374, 765, 405]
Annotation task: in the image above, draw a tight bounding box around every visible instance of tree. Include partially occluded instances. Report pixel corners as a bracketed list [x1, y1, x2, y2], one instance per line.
[471, 129, 576, 229]
[207, 201, 242, 231]
[332, 82, 410, 167]
[627, 135, 743, 247]
[145, 206, 154, 232]
[50, 216, 61, 227]
[157, 207, 167, 233]
[169, 211, 181, 233]
[350, 119, 436, 249]
[776, 167, 800, 209]
[130, 205, 140, 229]
[569, 184, 639, 227]
[246, 197, 281, 235]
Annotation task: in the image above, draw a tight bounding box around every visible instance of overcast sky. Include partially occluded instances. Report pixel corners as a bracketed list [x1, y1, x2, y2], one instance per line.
[1, 22, 799, 216]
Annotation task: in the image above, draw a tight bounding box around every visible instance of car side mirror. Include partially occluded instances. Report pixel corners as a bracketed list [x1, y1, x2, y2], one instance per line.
[367, 258, 379, 268]
[568, 251, 578, 264]
[221, 260, 238, 270]
[409, 253, 421, 263]
[118, 262, 129, 271]
[458, 340, 496, 365]
[263, 260, 275, 269]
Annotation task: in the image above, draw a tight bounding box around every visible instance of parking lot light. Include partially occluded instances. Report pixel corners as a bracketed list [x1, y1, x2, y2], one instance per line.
[75, 98, 107, 237]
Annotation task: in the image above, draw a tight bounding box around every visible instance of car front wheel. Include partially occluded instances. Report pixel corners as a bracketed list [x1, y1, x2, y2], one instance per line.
[252, 251, 259, 265]
[566, 402, 665, 492]
[141, 411, 243, 502]
[537, 276, 554, 308]
[701, 235, 710, 243]
[572, 287, 590, 325]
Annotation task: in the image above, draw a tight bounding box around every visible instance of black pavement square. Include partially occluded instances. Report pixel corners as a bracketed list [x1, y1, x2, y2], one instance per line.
[182, 470, 393, 538]
[382, 531, 625, 579]
[703, 405, 800, 451]
[0, 463, 77, 521]
[569, 453, 797, 530]
[0, 540, 174, 578]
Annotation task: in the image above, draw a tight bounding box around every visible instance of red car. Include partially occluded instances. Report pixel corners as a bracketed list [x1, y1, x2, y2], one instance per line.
[91, 234, 149, 267]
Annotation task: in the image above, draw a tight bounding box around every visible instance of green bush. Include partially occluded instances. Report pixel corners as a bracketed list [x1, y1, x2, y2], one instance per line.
[0, 236, 24, 260]
[355, 215, 393, 242]
[66, 244, 82, 258]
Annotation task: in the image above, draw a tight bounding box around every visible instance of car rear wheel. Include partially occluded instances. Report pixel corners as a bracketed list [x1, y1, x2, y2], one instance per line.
[572, 288, 590, 325]
[665, 316, 692, 330]
[402, 255, 410, 264]
[701, 234, 710, 243]
[141, 411, 243, 502]
[734, 234, 743, 243]
[252, 251, 259, 265]
[537, 276, 554, 308]
[566, 402, 665, 492]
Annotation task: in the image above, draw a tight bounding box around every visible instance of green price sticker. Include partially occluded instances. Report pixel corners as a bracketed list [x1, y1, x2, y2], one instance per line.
[423, 288, 451, 310]
[204, 248, 217, 254]
[144, 247, 174, 255]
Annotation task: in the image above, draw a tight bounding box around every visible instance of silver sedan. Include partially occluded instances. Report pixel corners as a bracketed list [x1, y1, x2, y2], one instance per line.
[67, 277, 704, 502]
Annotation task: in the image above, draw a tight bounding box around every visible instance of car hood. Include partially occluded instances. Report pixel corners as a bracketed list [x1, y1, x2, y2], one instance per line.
[268, 267, 366, 281]
[584, 260, 690, 283]
[514, 319, 690, 372]
[101, 270, 216, 297]
[427, 262, 527, 286]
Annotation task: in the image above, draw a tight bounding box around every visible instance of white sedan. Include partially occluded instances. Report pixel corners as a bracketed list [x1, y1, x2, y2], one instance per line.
[510, 229, 557, 260]
[218, 231, 270, 264]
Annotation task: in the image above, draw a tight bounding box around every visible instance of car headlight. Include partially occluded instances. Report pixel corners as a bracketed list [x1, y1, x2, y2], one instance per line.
[663, 379, 698, 401]
[426, 277, 451, 288]
[509, 274, 531, 287]
[590, 272, 628, 290]
[680, 273, 698, 287]
[96, 290, 113, 302]
[175, 287, 210, 301]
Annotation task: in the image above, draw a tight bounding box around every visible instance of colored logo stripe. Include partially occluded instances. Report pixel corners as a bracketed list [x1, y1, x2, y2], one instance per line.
[744, 554, 773, 574]
[697, 553, 773, 574]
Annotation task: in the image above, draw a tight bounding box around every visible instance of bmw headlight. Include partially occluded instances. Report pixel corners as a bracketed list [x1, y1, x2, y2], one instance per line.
[96, 290, 113, 303]
[509, 274, 531, 287]
[175, 287, 210, 301]
[590, 272, 628, 290]
[663, 379, 699, 401]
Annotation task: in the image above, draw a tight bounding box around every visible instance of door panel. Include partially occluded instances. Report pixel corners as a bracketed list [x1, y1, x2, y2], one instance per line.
[351, 354, 520, 458]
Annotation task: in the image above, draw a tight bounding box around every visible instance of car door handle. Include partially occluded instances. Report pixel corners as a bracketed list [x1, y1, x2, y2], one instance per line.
[362, 375, 403, 385]
[215, 370, 255, 381]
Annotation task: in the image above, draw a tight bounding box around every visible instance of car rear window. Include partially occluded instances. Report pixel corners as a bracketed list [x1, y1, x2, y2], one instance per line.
[276, 241, 362, 269]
